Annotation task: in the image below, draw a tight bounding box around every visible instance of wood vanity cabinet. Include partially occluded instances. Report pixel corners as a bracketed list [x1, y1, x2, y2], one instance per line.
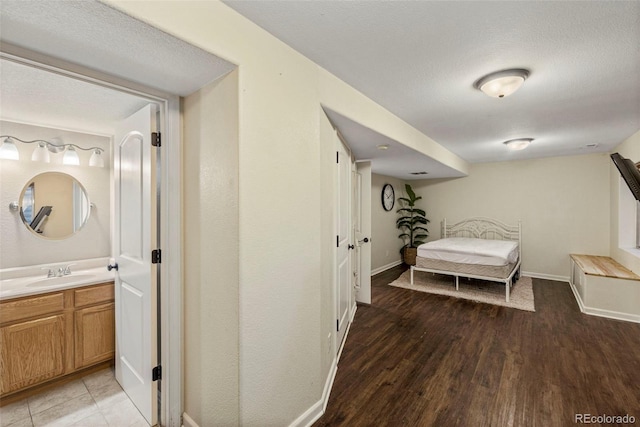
[0, 282, 115, 396]
[74, 285, 115, 369]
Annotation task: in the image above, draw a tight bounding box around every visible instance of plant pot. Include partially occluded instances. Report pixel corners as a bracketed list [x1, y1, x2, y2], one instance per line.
[403, 247, 417, 266]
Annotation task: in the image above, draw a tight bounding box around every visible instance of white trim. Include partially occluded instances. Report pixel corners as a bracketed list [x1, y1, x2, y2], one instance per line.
[522, 271, 569, 282]
[581, 306, 640, 324]
[568, 280, 587, 313]
[182, 413, 199, 427]
[322, 359, 338, 412]
[569, 281, 640, 323]
[0, 48, 183, 427]
[162, 97, 183, 427]
[288, 359, 338, 427]
[371, 260, 403, 276]
[337, 306, 356, 362]
[622, 246, 640, 260]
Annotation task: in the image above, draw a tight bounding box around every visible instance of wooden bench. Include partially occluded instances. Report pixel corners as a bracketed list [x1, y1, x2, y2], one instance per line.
[569, 254, 640, 323]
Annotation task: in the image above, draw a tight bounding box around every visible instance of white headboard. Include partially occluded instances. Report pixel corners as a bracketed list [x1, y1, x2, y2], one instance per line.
[442, 217, 521, 245]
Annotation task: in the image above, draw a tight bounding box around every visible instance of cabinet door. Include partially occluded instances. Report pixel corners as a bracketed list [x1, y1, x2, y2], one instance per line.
[0, 314, 66, 394]
[75, 303, 115, 369]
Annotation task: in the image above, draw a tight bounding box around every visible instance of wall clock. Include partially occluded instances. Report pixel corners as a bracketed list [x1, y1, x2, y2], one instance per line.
[382, 184, 395, 211]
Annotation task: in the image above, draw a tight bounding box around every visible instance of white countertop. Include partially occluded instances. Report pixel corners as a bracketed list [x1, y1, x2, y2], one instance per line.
[0, 259, 115, 300]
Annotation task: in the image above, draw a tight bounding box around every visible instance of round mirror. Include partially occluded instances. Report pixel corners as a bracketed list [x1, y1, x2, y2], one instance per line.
[19, 172, 90, 239]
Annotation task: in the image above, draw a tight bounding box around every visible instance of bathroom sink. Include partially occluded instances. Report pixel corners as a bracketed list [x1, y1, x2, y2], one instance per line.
[26, 274, 96, 287]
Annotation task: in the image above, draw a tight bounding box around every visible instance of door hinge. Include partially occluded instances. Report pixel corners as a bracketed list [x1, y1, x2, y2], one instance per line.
[336, 151, 339, 163]
[152, 365, 162, 381]
[152, 249, 161, 264]
[336, 319, 339, 331]
[336, 235, 339, 248]
[151, 132, 161, 147]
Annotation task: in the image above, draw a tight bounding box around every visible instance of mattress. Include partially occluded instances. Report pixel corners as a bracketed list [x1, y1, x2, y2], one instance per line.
[415, 257, 516, 280]
[417, 237, 519, 266]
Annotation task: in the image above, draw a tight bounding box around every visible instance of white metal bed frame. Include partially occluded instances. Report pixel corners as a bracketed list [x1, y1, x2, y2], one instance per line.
[410, 217, 522, 302]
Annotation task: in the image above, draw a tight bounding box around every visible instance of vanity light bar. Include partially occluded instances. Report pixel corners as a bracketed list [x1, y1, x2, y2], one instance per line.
[0, 135, 105, 167]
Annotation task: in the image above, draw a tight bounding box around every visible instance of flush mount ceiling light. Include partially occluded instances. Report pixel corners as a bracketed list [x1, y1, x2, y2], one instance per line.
[377, 144, 389, 150]
[474, 69, 530, 98]
[0, 135, 105, 167]
[503, 138, 533, 151]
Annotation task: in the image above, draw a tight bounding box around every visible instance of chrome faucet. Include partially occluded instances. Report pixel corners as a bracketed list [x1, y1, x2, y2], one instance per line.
[58, 264, 74, 276]
[42, 264, 74, 278]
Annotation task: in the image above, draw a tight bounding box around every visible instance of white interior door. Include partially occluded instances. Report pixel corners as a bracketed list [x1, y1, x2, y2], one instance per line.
[114, 103, 158, 426]
[355, 162, 372, 305]
[336, 134, 352, 352]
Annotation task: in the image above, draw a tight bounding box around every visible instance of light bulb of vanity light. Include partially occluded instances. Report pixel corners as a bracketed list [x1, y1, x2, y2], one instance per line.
[0, 137, 20, 160]
[89, 149, 104, 167]
[63, 146, 80, 165]
[31, 142, 51, 163]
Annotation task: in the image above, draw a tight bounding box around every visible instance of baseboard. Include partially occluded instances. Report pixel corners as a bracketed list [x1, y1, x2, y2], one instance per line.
[583, 306, 640, 324]
[288, 357, 338, 427]
[569, 281, 587, 313]
[288, 399, 323, 427]
[371, 260, 402, 276]
[522, 271, 569, 282]
[569, 282, 640, 324]
[290, 308, 356, 426]
[182, 412, 199, 427]
[337, 307, 356, 361]
[322, 359, 338, 413]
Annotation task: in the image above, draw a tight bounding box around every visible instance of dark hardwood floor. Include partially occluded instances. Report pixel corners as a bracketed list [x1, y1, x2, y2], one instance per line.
[315, 265, 640, 427]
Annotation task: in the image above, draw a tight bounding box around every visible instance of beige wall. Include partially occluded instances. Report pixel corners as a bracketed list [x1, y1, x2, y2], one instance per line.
[106, 1, 467, 425]
[412, 154, 611, 279]
[610, 130, 640, 275]
[183, 70, 240, 425]
[371, 174, 407, 273]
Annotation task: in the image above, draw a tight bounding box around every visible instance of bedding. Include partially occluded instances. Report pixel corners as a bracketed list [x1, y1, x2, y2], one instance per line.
[417, 237, 519, 266]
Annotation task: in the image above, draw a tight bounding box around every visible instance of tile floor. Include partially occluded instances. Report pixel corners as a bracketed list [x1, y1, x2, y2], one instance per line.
[0, 367, 150, 427]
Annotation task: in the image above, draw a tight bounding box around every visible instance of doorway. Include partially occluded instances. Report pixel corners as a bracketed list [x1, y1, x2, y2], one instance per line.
[0, 51, 180, 426]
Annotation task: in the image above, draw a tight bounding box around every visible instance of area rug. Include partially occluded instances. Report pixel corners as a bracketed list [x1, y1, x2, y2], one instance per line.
[389, 270, 535, 312]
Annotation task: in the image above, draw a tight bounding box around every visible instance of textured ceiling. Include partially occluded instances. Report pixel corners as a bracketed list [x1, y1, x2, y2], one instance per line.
[0, 0, 235, 137]
[324, 108, 464, 180]
[225, 1, 640, 165]
[0, 0, 234, 97]
[1, 1, 638, 179]
[0, 58, 150, 135]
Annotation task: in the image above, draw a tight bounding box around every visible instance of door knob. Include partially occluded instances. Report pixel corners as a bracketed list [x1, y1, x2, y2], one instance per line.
[363, 237, 369, 243]
[107, 263, 119, 271]
[348, 244, 355, 250]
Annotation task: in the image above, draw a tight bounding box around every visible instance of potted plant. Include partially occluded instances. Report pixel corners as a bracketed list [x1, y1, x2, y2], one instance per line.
[396, 184, 429, 265]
